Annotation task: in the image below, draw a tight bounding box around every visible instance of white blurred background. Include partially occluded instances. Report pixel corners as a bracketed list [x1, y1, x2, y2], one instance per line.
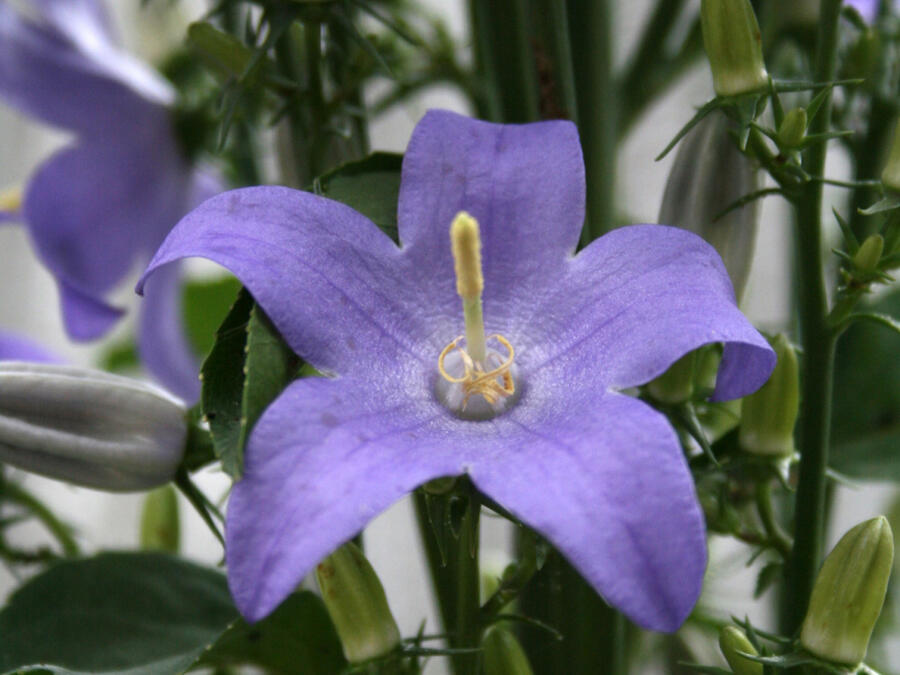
[0, 1, 895, 672]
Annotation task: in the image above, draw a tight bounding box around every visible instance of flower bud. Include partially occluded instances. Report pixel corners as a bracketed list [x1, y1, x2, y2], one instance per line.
[647, 351, 696, 405]
[659, 112, 759, 301]
[315, 542, 401, 664]
[777, 108, 808, 150]
[881, 118, 900, 193]
[0, 363, 186, 491]
[700, 0, 768, 97]
[140, 485, 180, 553]
[718, 626, 762, 675]
[800, 516, 894, 666]
[853, 234, 884, 274]
[482, 625, 534, 675]
[738, 335, 798, 457]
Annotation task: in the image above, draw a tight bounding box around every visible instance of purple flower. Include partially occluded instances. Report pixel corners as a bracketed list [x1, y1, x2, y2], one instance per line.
[139, 110, 775, 632]
[847, 0, 879, 21]
[0, 332, 62, 363]
[0, 0, 219, 400]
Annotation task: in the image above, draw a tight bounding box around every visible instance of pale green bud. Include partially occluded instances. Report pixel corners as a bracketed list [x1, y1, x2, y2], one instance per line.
[315, 542, 401, 664]
[738, 335, 798, 457]
[800, 517, 894, 666]
[647, 351, 696, 405]
[659, 113, 759, 302]
[482, 625, 534, 675]
[881, 118, 900, 193]
[700, 0, 768, 97]
[0, 363, 186, 491]
[777, 108, 808, 150]
[718, 626, 762, 675]
[140, 485, 180, 553]
[853, 234, 884, 274]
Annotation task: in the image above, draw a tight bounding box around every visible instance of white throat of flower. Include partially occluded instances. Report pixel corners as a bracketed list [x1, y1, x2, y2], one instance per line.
[437, 212, 516, 416]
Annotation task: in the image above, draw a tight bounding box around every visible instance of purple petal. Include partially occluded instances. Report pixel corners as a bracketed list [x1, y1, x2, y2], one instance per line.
[0, 332, 63, 363]
[524, 224, 775, 400]
[226, 376, 460, 621]
[58, 280, 124, 341]
[137, 262, 200, 402]
[138, 187, 429, 376]
[30, 0, 115, 45]
[0, 3, 168, 137]
[847, 0, 879, 21]
[24, 136, 185, 300]
[397, 110, 585, 314]
[472, 393, 706, 632]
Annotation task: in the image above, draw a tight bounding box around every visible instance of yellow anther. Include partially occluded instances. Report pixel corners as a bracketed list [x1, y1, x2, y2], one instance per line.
[438, 334, 515, 411]
[451, 212, 483, 299]
[0, 185, 22, 214]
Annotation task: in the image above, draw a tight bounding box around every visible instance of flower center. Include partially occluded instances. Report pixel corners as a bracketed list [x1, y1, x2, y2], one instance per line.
[435, 212, 518, 420]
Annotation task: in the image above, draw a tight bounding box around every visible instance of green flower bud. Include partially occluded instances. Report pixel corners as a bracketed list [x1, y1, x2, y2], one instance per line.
[700, 0, 768, 97]
[140, 485, 180, 553]
[881, 118, 900, 193]
[777, 108, 807, 150]
[315, 542, 401, 664]
[853, 234, 884, 274]
[738, 335, 798, 457]
[718, 626, 763, 675]
[800, 516, 894, 666]
[482, 625, 534, 675]
[423, 475, 457, 495]
[647, 351, 696, 404]
[0, 363, 186, 491]
[659, 113, 759, 301]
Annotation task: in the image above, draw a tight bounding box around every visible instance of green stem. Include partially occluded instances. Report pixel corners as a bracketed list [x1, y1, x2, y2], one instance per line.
[532, 0, 579, 123]
[273, 25, 311, 187]
[569, 0, 616, 243]
[781, 0, 842, 636]
[3, 481, 79, 557]
[304, 20, 329, 178]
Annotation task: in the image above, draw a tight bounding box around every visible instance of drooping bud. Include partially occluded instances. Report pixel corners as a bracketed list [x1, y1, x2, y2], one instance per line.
[777, 108, 808, 150]
[315, 542, 401, 664]
[482, 625, 534, 675]
[881, 118, 900, 193]
[0, 363, 186, 491]
[853, 234, 884, 274]
[140, 485, 180, 553]
[800, 517, 894, 666]
[700, 0, 768, 97]
[659, 112, 759, 301]
[718, 626, 763, 675]
[738, 334, 798, 457]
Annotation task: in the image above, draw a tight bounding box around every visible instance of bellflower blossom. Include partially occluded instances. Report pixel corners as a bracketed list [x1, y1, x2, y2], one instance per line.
[139, 110, 775, 632]
[0, 0, 219, 400]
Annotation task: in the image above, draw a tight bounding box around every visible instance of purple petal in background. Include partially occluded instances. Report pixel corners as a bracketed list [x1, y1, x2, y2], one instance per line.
[58, 280, 124, 341]
[847, 0, 879, 21]
[0, 332, 62, 363]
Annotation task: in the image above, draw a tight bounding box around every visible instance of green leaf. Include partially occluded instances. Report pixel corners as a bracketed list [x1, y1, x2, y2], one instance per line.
[754, 561, 783, 599]
[313, 153, 402, 242]
[199, 591, 347, 674]
[200, 288, 254, 478]
[182, 275, 243, 358]
[0, 553, 237, 675]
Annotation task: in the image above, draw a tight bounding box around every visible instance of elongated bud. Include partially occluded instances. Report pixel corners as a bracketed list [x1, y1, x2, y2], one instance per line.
[800, 517, 894, 666]
[700, 0, 768, 97]
[718, 626, 762, 675]
[738, 334, 798, 457]
[140, 485, 180, 553]
[482, 625, 534, 675]
[881, 118, 900, 193]
[777, 108, 807, 150]
[659, 113, 759, 301]
[853, 234, 884, 273]
[0, 363, 186, 491]
[315, 542, 400, 664]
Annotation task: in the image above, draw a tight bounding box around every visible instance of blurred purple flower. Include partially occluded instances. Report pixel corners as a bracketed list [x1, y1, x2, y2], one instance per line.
[0, 0, 219, 400]
[140, 110, 775, 632]
[0, 332, 62, 363]
[848, 0, 879, 21]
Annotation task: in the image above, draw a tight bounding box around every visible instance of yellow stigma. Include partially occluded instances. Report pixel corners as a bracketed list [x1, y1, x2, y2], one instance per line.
[450, 212, 486, 363]
[0, 185, 22, 214]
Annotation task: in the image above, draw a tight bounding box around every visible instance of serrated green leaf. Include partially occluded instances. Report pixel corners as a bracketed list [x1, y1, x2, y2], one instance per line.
[238, 303, 301, 452]
[198, 591, 347, 674]
[0, 553, 237, 675]
[200, 288, 253, 478]
[313, 153, 402, 242]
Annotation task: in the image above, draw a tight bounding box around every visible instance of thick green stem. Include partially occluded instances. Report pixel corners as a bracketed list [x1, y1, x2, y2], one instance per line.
[569, 0, 616, 243]
[532, 0, 579, 123]
[781, 0, 842, 636]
